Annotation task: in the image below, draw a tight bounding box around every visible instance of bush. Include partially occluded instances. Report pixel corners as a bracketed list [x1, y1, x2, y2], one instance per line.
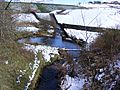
[79, 30, 120, 90]
[90, 30, 120, 56]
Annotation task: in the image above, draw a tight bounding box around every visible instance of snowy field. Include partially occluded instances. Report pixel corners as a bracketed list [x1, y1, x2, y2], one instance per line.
[54, 4, 120, 29]
[15, 4, 120, 30]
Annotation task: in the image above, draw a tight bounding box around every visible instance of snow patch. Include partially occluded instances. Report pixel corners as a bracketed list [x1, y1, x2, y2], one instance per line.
[14, 14, 39, 23]
[16, 26, 40, 33]
[80, 4, 110, 8]
[5, 60, 9, 64]
[61, 75, 85, 90]
[96, 72, 105, 81]
[16, 70, 26, 84]
[24, 54, 40, 90]
[114, 60, 120, 68]
[24, 44, 59, 61]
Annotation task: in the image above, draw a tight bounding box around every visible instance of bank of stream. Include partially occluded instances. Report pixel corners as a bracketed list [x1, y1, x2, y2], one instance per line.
[18, 32, 82, 90]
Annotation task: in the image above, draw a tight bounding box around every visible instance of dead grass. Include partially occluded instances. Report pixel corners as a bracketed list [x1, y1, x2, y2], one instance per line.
[0, 42, 35, 90]
[90, 30, 120, 57]
[0, 2, 36, 90]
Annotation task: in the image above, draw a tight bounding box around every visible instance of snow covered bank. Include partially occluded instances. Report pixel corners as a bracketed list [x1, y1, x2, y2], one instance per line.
[23, 44, 59, 90]
[24, 44, 59, 62]
[65, 29, 99, 43]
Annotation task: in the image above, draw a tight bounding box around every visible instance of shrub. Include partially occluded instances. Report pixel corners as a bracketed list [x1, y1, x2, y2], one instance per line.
[90, 30, 120, 56]
[79, 30, 120, 89]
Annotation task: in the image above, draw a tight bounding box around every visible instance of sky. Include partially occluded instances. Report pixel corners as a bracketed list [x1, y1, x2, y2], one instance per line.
[5, 0, 116, 5]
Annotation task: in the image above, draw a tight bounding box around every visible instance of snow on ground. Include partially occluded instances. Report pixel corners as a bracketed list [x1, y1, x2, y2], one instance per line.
[114, 59, 120, 68]
[80, 4, 110, 8]
[24, 54, 40, 90]
[65, 28, 99, 43]
[14, 14, 39, 23]
[14, 13, 51, 32]
[13, 3, 120, 90]
[61, 59, 120, 90]
[16, 26, 40, 33]
[36, 13, 51, 21]
[23, 44, 59, 90]
[55, 4, 120, 29]
[108, 4, 120, 9]
[50, 10, 63, 14]
[61, 75, 85, 90]
[14, 13, 51, 22]
[16, 70, 26, 84]
[24, 44, 59, 62]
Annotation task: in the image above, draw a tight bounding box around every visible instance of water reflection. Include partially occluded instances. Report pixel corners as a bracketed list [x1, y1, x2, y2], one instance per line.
[18, 36, 81, 57]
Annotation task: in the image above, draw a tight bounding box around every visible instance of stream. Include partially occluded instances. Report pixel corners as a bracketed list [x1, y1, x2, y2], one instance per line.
[18, 34, 81, 58]
[37, 65, 61, 90]
[18, 27, 82, 90]
[17, 7, 120, 90]
[18, 33, 82, 90]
